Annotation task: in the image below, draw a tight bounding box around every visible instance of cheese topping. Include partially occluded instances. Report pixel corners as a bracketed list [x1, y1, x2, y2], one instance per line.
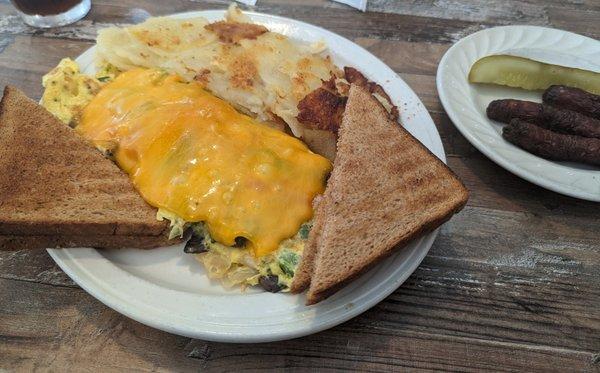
[78, 68, 331, 256]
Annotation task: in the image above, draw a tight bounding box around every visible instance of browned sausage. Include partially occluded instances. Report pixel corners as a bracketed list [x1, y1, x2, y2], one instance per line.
[487, 99, 600, 138]
[543, 85, 600, 120]
[502, 119, 600, 166]
[487, 99, 541, 124]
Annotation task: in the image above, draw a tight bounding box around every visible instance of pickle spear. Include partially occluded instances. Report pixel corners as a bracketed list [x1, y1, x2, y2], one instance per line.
[468, 55, 600, 94]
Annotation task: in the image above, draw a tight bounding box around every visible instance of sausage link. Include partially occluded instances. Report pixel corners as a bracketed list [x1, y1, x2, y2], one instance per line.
[543, 85, 600, 120]
[502, 119, 600, 166]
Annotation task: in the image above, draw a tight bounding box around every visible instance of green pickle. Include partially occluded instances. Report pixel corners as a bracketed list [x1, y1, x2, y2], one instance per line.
[468, 55, 600, 94]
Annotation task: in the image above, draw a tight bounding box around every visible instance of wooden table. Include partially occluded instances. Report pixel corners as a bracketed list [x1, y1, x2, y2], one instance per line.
[1, 0, 599, 371]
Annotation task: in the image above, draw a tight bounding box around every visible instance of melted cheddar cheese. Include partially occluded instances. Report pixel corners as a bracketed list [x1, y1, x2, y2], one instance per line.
[77, 68, 331, 257]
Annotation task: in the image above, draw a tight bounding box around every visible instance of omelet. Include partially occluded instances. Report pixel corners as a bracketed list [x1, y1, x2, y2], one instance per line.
[41, 58, 102, 126]
[39, 58, 327, 292]
[76, 68, 331, 291]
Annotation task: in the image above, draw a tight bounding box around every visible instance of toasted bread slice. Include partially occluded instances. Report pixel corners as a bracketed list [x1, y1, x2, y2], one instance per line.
[305, 84, 468, 305]
[0, 86, 172, 249]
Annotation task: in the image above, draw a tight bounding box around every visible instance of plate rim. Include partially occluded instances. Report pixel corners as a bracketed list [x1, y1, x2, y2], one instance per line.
[47, 8, 445, 343]
[436, 25, 600, 202]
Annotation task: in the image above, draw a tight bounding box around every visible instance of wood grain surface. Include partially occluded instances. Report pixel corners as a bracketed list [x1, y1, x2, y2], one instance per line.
[1, 0, 599, 371]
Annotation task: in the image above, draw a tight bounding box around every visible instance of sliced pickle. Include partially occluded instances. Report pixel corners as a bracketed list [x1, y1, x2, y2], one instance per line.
[468, 55, 600, 95]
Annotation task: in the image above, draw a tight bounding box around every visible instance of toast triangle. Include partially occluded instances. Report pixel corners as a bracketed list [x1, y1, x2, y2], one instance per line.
[0, 86, 172, 250]
[305, 84, 468, 304]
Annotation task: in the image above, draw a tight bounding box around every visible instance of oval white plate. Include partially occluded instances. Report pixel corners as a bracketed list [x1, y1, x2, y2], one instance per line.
[47, 10, 445, 343]
[437, 25, 600, 202]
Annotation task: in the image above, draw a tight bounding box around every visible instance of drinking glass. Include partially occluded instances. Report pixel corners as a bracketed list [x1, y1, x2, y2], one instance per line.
[10, 0, 91, 28]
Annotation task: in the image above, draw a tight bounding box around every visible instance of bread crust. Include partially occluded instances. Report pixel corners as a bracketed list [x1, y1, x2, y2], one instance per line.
[0, 232, 178, 251]
[289, 195, 328, 293]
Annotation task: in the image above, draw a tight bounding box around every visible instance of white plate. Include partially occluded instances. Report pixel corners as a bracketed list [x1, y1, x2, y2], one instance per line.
[437, 26, 600, 202]
[47, 10, 445, 343]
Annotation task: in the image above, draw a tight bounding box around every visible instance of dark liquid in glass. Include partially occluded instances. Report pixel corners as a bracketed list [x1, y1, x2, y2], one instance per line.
[11, 0, 83, 16]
